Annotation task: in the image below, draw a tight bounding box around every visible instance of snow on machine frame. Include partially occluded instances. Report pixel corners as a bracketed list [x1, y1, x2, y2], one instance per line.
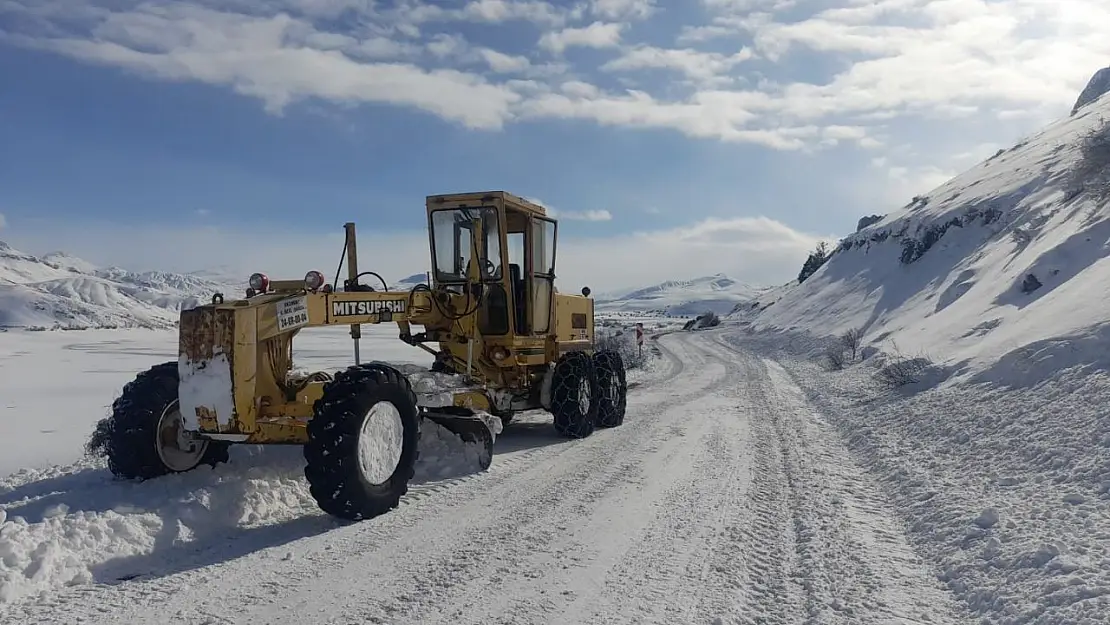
[88, 191, 629, 521]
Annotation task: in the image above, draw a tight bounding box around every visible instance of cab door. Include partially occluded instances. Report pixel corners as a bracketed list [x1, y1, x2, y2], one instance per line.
[501, 207, 557, 337]
[527, 216, 557, 336]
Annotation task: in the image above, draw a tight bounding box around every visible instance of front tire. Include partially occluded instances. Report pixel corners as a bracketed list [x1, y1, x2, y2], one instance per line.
[304, 363, 421, 521]
[593, 350, 627, 428]
[550, 351, 599, 438]
[87, 361, 229, 480]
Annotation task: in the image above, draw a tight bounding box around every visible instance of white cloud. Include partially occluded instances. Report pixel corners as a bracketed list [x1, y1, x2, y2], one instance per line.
[479, 48, 532, 73]
[365, 0, 572, 30]
[702, 0, 796, 10]
[2, 213, 826, 292]
[460, 0, 566, 25]
[523, 198, 613, 221]
[516, 89, 824, 149]
[426, 33, 468, 58]
[866, 157, 959, 206]
[425, 33, 553, 77]
[601, 45, 754, 86]
[557, 209, 614, 221]
[590, 0, 656, 20]
[9, 6, 521, 128]
[3, 0, 1110, 152]
[538, 21, 625, 54]
[740, 0, 1110, 119]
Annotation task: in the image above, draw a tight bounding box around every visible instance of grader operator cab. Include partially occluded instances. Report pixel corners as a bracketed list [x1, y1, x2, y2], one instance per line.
[88, 191, 628, 521]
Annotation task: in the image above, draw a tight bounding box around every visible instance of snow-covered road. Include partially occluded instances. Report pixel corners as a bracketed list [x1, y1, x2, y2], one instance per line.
[1, 329, 969, 624]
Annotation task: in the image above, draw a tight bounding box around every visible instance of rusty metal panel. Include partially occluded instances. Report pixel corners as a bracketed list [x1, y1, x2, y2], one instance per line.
[232, 306, 258, 433]
[179, 306, 235, 362]
[178, 306, 238, 433]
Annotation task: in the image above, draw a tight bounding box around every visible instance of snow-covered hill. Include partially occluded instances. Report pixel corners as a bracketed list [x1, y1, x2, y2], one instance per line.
[716, 69, 1110, 624]
[0, 242, 240, 329]
[734, 73, 1110, 386]
[595, 273, 771, 316]
[390, 272, 430, 290]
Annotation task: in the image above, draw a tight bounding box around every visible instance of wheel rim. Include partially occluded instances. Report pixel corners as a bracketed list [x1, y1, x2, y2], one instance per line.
[607, 374, 620, 405]
[577, 379, 591, 414]
[156, 400, 209, 472]
[357, 401, 405, 486]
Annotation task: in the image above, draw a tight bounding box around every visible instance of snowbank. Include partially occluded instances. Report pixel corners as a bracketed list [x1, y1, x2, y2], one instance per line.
[734, 328, 1110, 624]
[0, 417, 496, 605]
[0, 448, 314, 604]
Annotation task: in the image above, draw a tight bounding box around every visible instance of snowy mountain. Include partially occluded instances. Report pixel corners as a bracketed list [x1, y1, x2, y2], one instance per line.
[1, 242, 752, 329]
[0, 243, 240, 329]
[390, 272, 430, 290]
[595, 274, 772, 316]
[732, 69, 1110, 385]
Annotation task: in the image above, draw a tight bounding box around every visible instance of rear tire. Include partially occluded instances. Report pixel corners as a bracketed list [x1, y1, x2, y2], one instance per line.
[593, 350, 627, 428]
[304, 363, 421, 521]
[87, 361, 230, 480]
[550, 351, 599, 438]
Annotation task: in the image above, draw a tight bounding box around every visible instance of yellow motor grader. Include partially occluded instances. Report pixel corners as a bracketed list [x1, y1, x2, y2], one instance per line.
[87, 191, 628, 521]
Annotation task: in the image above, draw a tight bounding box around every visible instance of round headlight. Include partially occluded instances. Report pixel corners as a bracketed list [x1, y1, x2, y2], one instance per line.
[249, 272, 269, 292]
[305, 270, 326, 291]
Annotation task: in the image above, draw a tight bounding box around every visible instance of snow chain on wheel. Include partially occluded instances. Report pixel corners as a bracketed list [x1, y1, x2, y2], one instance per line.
[592, 350, 627, 428]
[86, 361, 230, 480]
[550, 351, 599, 438]
[304, 362, 421, 521]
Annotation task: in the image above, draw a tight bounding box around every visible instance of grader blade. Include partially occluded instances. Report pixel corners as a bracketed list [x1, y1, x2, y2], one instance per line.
[421, 409, 499, 472]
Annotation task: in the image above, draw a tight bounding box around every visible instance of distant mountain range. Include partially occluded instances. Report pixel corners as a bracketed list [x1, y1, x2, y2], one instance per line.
[0, 241, 243, 329]
[592, 274, 772, 316]
[0, 241, 769, 328]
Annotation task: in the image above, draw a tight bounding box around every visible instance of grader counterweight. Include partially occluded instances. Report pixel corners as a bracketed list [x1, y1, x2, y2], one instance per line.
[87, 191, 629, 521]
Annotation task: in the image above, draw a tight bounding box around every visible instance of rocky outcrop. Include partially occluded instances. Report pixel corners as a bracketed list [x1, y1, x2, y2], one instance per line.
[1072, 66, 1110, 116]
[856, 214, 883, 232]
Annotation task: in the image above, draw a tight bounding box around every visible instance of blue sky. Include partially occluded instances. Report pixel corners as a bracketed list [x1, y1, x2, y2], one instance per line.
[1, 0, 1107, 290]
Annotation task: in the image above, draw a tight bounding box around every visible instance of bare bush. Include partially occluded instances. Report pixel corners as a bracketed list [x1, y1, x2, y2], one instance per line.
[595, 328, 649, 370]
[840, 328, 863, 360]
[873, 344, 935, 388]
[825, 346, 847, 371]
[875, 357, 932, 387]
[1067, 115, 1110, 205]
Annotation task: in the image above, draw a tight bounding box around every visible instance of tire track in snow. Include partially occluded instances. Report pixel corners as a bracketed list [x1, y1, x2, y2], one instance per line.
[542, 343, 759, 625]
[692, 339, 806, 625]
[436, 333, 774, 625]
[707, 332, 970, 625]
[484, 393, 754, 625]
[228, 335, 730, 624]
